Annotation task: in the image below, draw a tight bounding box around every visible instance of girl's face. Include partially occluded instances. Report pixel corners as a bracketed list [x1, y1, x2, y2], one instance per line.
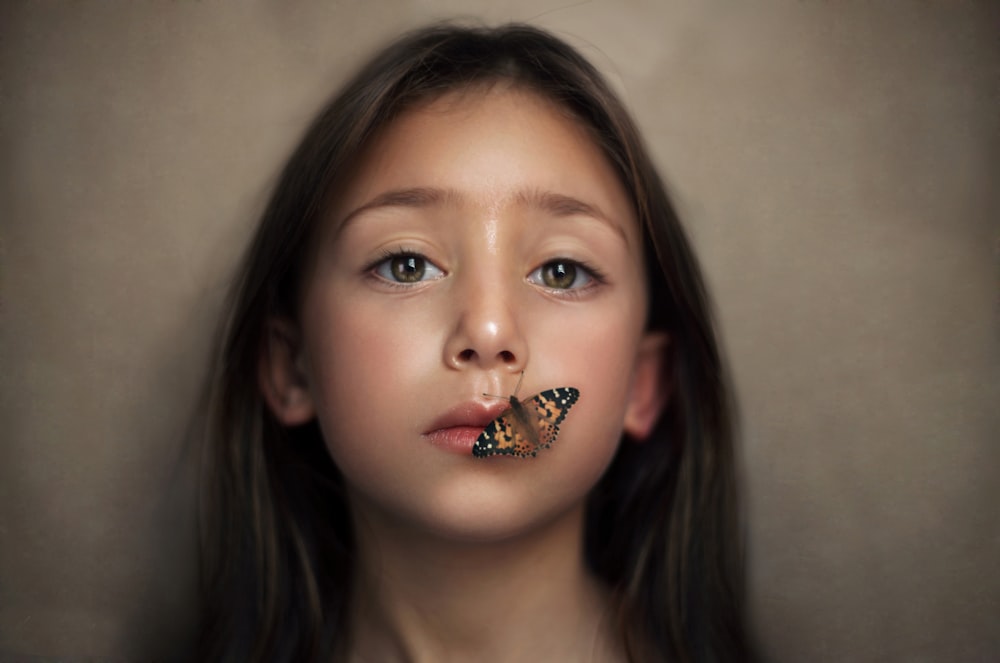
[264, 85, 666, 542]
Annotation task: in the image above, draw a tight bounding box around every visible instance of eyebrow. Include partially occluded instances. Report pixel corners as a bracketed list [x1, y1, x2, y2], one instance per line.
[338, 187, 450, 226]
[514, 188, 621, 234]
[338, 186, 626, 240]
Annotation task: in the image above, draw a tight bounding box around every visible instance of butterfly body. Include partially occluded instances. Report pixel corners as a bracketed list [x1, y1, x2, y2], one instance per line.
[472, 387, 580, 458]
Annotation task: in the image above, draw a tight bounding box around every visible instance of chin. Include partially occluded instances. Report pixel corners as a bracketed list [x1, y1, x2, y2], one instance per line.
[403, 475, 590, 545]
[416, 508, 578, 546]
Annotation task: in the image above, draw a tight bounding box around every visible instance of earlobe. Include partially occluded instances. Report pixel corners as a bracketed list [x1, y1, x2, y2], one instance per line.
[259, 317, 316, 426]
[622, 331, 670, 441]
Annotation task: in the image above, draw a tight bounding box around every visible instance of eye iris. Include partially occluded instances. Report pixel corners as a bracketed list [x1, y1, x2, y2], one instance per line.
[544, 261, 576, 289]
[391, 255, 425, 282]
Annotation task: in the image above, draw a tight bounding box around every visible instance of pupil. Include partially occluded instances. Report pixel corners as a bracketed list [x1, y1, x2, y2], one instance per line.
[392, 256, 424, 282]
[545, 262, 575, 288]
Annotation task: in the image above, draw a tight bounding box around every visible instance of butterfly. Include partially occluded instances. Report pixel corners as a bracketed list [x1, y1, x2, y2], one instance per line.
[472, 374, 580, 458]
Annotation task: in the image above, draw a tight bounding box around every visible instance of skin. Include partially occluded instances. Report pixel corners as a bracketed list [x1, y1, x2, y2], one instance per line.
[261, 84, 667, 662]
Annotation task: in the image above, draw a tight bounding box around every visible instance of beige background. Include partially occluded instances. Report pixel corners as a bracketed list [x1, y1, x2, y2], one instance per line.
[2, 2, 997, 661]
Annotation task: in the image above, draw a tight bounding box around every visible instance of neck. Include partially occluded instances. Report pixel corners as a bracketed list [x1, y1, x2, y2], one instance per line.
[346, 502, 623, 663]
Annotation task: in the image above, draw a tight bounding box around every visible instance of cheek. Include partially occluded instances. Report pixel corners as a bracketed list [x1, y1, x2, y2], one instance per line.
[532, 365, 632, 517]
[298, 293, 438, 465]
[528, 292, 645, 399]
[303, 291, 436, 397]
[527, 312, 644, 469]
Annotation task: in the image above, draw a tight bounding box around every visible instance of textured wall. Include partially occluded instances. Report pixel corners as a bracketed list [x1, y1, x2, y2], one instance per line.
[1, 2, 997, 661]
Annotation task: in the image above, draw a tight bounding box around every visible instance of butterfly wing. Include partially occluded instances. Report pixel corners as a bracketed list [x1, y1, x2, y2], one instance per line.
[472, 387, 580, 458]
[473, 413, 527, 458]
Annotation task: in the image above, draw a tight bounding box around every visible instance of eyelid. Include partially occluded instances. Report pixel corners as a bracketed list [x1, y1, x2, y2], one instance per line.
[526, 258, 606, 294]
[366, 248, 445, 286]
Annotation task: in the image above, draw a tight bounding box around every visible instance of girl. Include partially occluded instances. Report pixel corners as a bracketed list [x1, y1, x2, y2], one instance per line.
[198, 22, 755, 662]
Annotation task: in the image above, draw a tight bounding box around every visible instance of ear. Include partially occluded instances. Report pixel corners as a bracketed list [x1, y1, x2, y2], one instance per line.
[258, 317, 316, 426]
[622, 331, 670, 441]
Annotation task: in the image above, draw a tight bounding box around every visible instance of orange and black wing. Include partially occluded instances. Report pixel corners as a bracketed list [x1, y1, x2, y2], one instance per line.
[472, 387, 579, 458]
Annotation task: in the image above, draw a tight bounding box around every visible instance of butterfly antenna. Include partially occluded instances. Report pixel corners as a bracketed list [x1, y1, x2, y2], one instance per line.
[482, 369, 526, 399]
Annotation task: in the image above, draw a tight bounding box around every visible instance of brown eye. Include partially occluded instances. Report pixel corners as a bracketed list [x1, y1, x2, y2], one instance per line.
[527, 258, 599, 294]
[391, 255, 425, 282]
[372, 252, 444, 285]
[541, 261, 577, 289]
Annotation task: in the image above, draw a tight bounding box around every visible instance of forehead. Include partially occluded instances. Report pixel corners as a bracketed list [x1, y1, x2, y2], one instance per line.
[328, 85, 639, 246]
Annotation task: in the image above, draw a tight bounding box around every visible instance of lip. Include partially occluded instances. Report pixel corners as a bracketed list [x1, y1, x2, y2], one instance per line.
[422, 400, 511, 455]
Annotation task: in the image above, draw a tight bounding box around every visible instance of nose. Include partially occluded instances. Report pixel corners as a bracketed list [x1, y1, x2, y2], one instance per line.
[443, 278, 528, 373]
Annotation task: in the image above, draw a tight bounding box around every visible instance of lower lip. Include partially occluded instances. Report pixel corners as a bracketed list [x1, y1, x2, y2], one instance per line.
[423, 426, 483, 455]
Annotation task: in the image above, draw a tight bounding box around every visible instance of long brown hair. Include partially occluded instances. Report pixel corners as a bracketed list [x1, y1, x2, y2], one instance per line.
[198, 22, 754, 662]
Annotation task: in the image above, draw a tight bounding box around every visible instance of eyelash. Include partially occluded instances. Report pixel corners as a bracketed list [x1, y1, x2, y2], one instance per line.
[526, 258, 607, 298]
[365, 248, 445, 288]
[364, 249, 607, 296]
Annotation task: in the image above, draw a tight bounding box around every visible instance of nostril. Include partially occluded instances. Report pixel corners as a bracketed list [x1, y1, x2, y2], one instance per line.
[499, 350, 516, 363]
[458, 349, 476, 362]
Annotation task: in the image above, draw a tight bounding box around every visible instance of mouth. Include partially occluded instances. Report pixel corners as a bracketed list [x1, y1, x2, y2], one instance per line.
[422, 400, 510, 454]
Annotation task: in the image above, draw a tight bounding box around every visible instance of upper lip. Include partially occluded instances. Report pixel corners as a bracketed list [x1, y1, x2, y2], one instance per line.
[423, 400, 511, 434]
